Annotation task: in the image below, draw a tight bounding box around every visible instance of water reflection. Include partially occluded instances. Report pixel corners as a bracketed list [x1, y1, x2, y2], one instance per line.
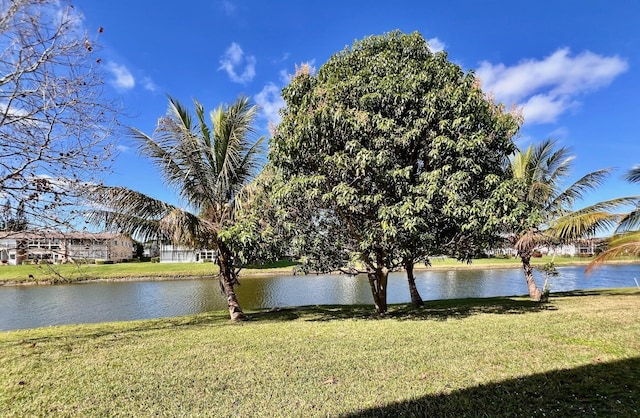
[1, 264, 638, 331]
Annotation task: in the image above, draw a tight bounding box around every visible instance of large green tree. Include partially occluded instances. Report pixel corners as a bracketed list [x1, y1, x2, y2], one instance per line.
[270, 31, 520, 314]
[505, 139, 633, 301]
[85, 96, 263, 321]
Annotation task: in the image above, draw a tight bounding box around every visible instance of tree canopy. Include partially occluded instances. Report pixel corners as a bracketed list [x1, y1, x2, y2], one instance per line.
[270, 31, 521, 313]
[0, 0, 120, 231]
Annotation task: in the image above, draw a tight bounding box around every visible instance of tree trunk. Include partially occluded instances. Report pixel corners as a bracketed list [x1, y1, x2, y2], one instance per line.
[367, 267, 389, 315]
[520, 251, 543, 302]
[405, 260, 424, 307]
[217, 246, 245, 321]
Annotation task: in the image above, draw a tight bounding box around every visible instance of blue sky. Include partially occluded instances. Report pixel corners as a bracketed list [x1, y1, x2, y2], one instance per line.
[74, 0, 639, 209]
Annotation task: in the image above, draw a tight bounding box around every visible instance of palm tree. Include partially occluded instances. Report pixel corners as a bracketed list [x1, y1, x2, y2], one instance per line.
[586, 165, 640, 272]
[85, 95, 264, 321]
[507, 139, 621, 301]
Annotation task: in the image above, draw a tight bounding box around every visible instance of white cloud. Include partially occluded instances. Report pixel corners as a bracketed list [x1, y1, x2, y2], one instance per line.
[0, 102, 28, 117]
[519, 94, 578, 124]
[105, 62, 135, 90]
[220, 0, 236, 15]
[142, 77, 158, 92]
[255, 82, 285, 127]
[476, 48, 628, 124]
[427, 37, 445, 53]
[278, 69, 290, 85]
[219, 43, 256, 84]
[116, 144, 130, 152]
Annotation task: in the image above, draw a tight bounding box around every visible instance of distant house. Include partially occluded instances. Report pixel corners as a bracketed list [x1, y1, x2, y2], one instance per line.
[159, 244, 217, 263]
[539, 238, 604, 257]
[491, 238, 604, 258]
[0, 231, 134, 265]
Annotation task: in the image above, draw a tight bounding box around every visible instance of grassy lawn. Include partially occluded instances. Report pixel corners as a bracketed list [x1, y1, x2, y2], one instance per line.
[0, 260, 298, 284]
[2, 255, 636, 285]
[1, 289, 639, 417]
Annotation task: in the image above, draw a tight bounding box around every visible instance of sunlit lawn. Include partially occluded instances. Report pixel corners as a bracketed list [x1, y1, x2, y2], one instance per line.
[0, 259, 299, 284]
[1, 289, 639, 416]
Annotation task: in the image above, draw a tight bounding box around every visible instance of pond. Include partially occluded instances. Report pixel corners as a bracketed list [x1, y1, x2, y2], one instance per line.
[1, 264, 639, 331]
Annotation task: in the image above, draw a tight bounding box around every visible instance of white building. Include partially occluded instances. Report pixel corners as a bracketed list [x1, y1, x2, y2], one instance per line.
[159, 244, 217, 263]
[0, 231, 134, 265]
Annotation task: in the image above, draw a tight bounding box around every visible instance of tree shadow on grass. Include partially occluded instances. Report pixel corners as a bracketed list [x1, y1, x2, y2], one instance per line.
[10, 290, 637, 345]
[245, 295, 555, 323]
[245, 289, 640, 323]
[341, 357, 640, 417]
[552, 288, 640, 298]
[2, 311, 234, 346]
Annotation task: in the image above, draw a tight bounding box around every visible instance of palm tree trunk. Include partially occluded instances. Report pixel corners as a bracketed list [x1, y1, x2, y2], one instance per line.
[217, 245, 245, 321]
[519, 251, 543, 302]
[405, 259, 424, 307]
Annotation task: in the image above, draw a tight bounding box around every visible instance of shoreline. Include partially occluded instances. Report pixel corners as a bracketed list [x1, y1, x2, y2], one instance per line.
[0, 260, 640, 287]
[1, 259, 638, 287]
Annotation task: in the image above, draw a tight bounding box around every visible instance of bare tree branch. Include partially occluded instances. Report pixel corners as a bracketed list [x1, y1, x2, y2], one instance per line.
[0, 0, 121, 231]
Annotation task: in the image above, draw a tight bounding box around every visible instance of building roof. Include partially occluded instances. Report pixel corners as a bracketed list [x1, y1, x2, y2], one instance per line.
[0, 230, 132, 240]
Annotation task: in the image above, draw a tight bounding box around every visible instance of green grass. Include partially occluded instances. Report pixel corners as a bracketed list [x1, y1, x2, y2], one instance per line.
[0, 261, 219, 284]
[0, 255, 638, 285]
[428, 254, 639, 269]
[1, 289, 639, 417]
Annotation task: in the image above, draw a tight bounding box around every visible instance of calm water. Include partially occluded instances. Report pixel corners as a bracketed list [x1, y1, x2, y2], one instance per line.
[1, 264, 639, 331]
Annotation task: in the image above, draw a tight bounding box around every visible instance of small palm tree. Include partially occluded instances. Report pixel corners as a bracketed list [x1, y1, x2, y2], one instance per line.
[586, 166, 640, 272]
[85, 95, 264, 321]
[507, 139, 625, 301]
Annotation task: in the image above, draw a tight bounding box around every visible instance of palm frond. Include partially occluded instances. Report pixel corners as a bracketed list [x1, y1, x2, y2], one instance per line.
[585, 231, 640, 273]
[86, 210, 168, 243]
[83, 185, 177, 242]
[550, 168, 613, 212]
[212, 96, 262, 203]
[543, 147, 573, 186]
[509, 146, 532, 180]
[546, 197, 640, 242]
[511, 139, 575, 207]
[625, 165, 640, 184]
[194, 100, 213, 148]
[173, 128, 217, 211]
[158, 109, 214, 208]
[167, 95, 193, 131]
[158, 208, 217, 248]
[546, 211, 620, 243]
[616, 207, 640, 233]
[514, 228, 541, 252]
[129, 125, 193, 199]
[85, 185, 175, 219]
[234, 135, 265, 188]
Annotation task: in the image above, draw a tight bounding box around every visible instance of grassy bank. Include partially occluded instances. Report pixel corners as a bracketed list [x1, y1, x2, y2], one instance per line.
[0, 259, 299, 284]
[1, 289, 639, 417]
[2, 255, 637, 285]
